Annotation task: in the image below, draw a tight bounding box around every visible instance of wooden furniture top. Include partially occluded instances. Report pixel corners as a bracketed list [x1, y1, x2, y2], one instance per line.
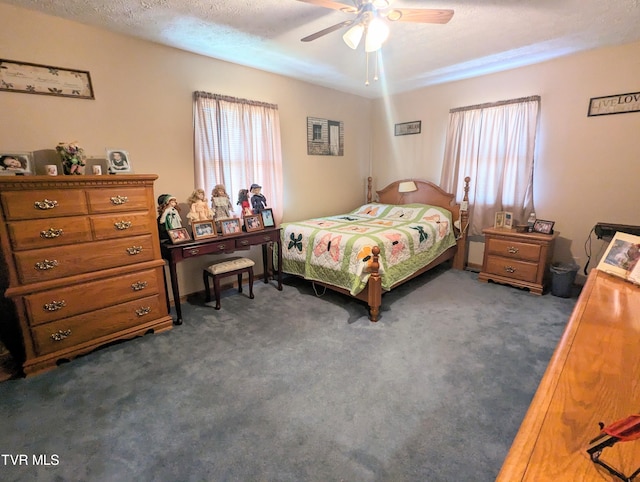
[482, 226, 558, 242]
[497, 269, 640, 481]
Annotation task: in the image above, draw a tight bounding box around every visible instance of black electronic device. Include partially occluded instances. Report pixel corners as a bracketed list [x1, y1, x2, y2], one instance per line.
[594, 223, 640, 241]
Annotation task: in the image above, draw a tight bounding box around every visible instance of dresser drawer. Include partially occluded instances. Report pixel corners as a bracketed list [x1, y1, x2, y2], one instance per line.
[25, 268, 162, 326]
[486, 237, 541, 262]
[14, 235, 156, 284]
[31, 295, 163, 356]
[87, 187, 149, 213]
[181, 239, 235, 258]
[236, 230, 279, 248]
[7, 217, 92, 250]
[484, 255, 539, 283]
[1, 190, 88, 221]
[91, 212, 153, 240]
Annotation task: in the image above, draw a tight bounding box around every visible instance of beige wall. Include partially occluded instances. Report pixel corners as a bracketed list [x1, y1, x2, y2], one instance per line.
[0, 3, 372, 297]
[371, 41, 640, 277]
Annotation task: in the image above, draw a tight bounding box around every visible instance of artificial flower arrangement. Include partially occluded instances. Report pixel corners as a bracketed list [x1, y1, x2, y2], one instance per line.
[55, 141, 86, 175]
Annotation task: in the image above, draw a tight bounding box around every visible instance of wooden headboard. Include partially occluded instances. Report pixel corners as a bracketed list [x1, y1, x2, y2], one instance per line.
[367, 176, 471, 270]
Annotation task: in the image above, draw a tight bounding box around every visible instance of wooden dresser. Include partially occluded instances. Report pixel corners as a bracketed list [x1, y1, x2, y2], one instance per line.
[0, 175, 173, 376]
[479, 227, 557, 295]
[497, 269, 640, 481]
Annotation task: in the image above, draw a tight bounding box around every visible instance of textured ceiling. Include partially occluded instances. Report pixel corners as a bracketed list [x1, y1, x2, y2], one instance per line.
[4, 0, 640, 98]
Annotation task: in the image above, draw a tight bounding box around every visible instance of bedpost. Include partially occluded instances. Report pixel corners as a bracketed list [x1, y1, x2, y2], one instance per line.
[367, 176, 373, 204]
[452, 176, 471, 270]
[367, 245, 382, 322]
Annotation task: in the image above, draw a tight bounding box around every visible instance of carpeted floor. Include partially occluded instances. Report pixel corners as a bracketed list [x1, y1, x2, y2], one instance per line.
[0, 267, 577, 481]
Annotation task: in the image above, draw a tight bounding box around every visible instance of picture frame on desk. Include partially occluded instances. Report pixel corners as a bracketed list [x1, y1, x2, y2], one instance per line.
[533, 219, 555, 234]
[260, 208, 275, 228]
[167, 227, 191, 244]
[596, 231, 640, 282]
[192, 220, 216, 240]
[221, 218, 242, 236]
[244, 214, 263, 233]
[0, 152, 33, 175]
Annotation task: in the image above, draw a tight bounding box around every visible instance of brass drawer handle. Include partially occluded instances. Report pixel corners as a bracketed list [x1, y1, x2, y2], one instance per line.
[43, 300, 66, 311]
[40, 228, 63, 239]
[262, 236, 272, 242]
[136, 306, 151, 316]
[507, 246, 519, 254]
[126, 246, 143, 255]
[114, 221, 132, 230]
[34, 199, 58, 210]
[50, 329, 72, 341]
[110, 195, 129, 205]
[131, 281, 148, 291]
[239, 240, 250, 246]
[217, 244, 227, 250]
[35, 259, 58, 271]
[188, 249, 200, 256]
[504, 266, 516, 273]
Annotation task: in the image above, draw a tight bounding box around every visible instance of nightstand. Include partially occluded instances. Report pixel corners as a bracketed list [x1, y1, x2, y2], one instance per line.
[478, 227, 557, 295]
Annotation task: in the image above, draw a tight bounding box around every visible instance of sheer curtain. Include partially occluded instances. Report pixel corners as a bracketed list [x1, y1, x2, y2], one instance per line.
[441, 96, 540, 236]
[193, 91, 283, 223]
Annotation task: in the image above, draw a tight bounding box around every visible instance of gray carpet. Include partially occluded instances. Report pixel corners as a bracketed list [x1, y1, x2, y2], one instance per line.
[0, 267, 577, 481]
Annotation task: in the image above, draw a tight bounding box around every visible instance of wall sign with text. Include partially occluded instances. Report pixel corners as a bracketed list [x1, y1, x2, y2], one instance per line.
[588, 91, 640, 117]
[394, 121, 421, 136]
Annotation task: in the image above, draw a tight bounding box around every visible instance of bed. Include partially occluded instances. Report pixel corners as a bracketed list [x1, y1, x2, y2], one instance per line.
[280, 177, 470, 321]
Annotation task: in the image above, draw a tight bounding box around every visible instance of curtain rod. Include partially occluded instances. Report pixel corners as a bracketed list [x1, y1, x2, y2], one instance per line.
[450, 95, 540, 113]
[193, 91, 278, 110]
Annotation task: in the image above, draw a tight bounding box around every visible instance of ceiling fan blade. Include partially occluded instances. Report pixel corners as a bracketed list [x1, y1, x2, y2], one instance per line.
[301, 20, 354, 42]
[386, 8, 454, 24]
[297, 0, 358, 14]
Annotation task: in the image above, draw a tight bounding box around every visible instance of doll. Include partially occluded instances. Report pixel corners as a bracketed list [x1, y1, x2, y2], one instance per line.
[237, 189, 253, 218]
[186, 188, 214, 222]
[250, 183, 267, 214]
[210, 184, 233, 221]
[157, 194, 182, 239]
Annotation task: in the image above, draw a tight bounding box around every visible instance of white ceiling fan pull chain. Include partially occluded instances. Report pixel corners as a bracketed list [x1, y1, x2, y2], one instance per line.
[365, 51, 370, 86]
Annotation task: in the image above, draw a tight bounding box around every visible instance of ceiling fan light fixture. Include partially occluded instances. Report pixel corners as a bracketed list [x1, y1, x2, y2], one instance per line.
[372, 0, 390, 8]
[343, 23, 365, 49]
[364, 17, 389, 52]
[386, 9, 402, 21]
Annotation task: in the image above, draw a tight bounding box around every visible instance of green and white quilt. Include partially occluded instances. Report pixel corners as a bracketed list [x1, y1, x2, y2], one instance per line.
[281, 203, 457, 296]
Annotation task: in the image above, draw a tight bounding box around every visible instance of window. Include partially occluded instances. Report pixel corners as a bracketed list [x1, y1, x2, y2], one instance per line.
[440, 96, 540, 236]
[193, 92, 283, 223]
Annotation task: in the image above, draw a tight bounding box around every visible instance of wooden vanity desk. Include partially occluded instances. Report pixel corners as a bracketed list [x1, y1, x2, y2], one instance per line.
[497, 269, 640, 481]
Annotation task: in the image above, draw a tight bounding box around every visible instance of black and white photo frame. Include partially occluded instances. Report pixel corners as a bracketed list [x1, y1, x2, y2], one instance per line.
[106, 149, 132, 174]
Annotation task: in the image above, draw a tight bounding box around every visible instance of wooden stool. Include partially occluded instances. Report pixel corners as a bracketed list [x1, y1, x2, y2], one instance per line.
[203, 257, 255, 310]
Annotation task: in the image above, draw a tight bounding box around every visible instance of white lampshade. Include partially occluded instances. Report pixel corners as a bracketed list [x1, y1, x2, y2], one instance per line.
[398, 181, 418, 193]
[365, 17, 389, 52]
[343, 23, 365, 49]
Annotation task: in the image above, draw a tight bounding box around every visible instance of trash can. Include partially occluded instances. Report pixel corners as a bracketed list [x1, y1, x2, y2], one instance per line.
[550, 262, 579, 298]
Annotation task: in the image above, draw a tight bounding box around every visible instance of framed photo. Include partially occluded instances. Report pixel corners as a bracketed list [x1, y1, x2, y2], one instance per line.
[261, 208, 275, 228]
[0, 59, 94, 100]
[596, 231, 640, 280]
[168, 227, 191, 244]
[0, 152, 32, 175]
[220, 218, 242, 236]
[192, 220, 216, 240]
[504, 211, 514, 229]
[494, 211, 505, 228]
[106, 149, 132, 174]
[307, 117, 344, 156]
[394, 121, 421, 136]
[244, 214, 263, 233]
[533, 219, 555, 235]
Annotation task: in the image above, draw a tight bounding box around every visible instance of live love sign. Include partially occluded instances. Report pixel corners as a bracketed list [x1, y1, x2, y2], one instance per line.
[588, 91, 640, 117]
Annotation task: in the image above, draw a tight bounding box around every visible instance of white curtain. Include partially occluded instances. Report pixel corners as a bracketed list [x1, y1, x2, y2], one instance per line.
[441, 96, 540, 236]
[193, 92, 283, 223]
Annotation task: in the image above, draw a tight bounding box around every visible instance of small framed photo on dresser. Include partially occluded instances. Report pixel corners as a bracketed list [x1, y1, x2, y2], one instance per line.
[244, 214, 263, 232]
[192, 220, 216, 240]
[106, 149, 132, 174]
[0, 152, 32, 175]
[260, 208, 275, 228]
[168, 227, 191, 244]
[220, 218, 242, 236]
[533, 219, 555, 234]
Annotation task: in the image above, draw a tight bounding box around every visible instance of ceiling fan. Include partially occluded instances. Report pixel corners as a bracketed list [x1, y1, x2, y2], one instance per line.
[298, 0, 454, 52]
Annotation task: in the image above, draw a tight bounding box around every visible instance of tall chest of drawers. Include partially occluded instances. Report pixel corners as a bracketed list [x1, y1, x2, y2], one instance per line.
[478, 227, 557, 295]
[0, 175, 173, 376]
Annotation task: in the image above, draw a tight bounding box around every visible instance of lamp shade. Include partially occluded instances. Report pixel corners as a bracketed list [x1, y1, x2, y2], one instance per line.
[343, 23, 365, 49]
[398, 181, 418, 193]
[365, 17, 389, 52]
